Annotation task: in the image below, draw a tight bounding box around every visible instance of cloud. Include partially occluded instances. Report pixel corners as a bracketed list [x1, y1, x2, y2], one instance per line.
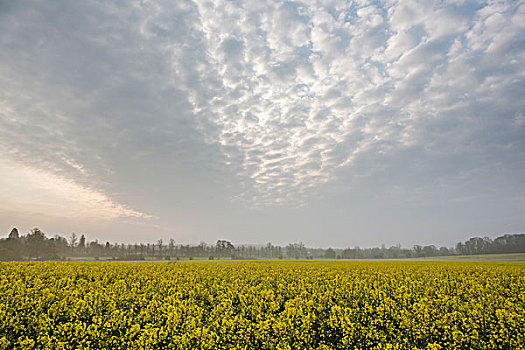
[0, 159, 151, 220]
[0, 0, 524, 218]
[185, 0, 524, 206]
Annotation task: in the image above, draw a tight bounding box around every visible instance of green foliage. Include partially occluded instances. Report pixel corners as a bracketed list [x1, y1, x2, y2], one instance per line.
[324, 248, 336, 259]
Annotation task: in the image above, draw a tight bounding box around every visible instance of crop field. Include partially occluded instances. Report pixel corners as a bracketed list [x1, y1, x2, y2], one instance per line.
[1, 261, 524, 349]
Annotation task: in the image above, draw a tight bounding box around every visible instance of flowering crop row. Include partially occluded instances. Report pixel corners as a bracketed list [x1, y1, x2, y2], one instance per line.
[0, 261, 523, 349]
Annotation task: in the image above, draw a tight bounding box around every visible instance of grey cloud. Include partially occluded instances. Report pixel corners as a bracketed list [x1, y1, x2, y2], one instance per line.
[0, 0, 230, 207]
[1, 0, 524, 245]
[220, 37, 245, 63]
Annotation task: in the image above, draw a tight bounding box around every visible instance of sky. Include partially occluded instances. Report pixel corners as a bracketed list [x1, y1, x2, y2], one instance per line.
[1, 0, 524, 248]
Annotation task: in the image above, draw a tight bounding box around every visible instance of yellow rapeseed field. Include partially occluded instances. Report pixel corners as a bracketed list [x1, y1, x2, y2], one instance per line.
[0, 261, 523, 349]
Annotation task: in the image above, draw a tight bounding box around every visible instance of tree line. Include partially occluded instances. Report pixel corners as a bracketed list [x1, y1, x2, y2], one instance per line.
[0, 227, 524, 261]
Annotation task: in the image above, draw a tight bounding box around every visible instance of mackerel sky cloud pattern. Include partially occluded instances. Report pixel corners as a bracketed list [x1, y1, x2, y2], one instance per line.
[170, 0, 525, 205]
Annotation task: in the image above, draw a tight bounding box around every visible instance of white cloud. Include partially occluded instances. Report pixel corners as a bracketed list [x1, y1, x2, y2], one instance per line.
[0, 159, 151, 220]
[0, 0, 524, 215]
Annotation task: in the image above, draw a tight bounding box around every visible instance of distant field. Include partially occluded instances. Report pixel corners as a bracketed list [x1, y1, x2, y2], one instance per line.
[1, 261, 524, 349]
[412, 252, 525, 262]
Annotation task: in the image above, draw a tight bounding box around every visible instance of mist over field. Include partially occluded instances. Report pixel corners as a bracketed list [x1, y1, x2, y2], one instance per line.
[1, 0, 524, 247]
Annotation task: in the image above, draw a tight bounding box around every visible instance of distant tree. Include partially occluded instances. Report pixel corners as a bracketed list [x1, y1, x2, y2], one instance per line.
[156, 239, 164, 258]
[388, 245, 401, 259]
[169, 238, 175, 257]
[493, 235, 508, 253]
[69, 232, 78, 251]
[423, 245, 437, 257]
[341, 248, 353, 259]
[1, 228, 22, 260]
[26, 228, 45, 258]
[342, 246, 363, 259]
[324, 248, 336, 259]
[4, 223, 523, 261]
[8, 228, 19, 240]
[286, 242, 306, 259]
[439, 246, 450, 256]
[150, 243, 156, 257]
[53, 235, 69, 257]
[90, 240, 103, 258]
[413, 245, 424, 257]
[463, 237, 483, 254]
[197, 241, 207, 257]
[456, 242, 466, 255]
[216, 240, 234, 258]
[505, 234, 525, 253]
[78, 234, 86, 249]
[457, 233, 525, 255]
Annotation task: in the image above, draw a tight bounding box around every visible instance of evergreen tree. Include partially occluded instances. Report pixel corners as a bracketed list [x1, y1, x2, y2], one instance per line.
[8, 228, 19, 240]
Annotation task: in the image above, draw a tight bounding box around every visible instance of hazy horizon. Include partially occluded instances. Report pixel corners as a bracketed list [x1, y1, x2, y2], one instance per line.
[1, 0, 524, 248]
[3, 225, 525, 250]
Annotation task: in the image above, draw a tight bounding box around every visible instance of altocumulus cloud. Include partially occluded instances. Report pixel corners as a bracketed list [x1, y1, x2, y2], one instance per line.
[0, 0, 524, 234]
